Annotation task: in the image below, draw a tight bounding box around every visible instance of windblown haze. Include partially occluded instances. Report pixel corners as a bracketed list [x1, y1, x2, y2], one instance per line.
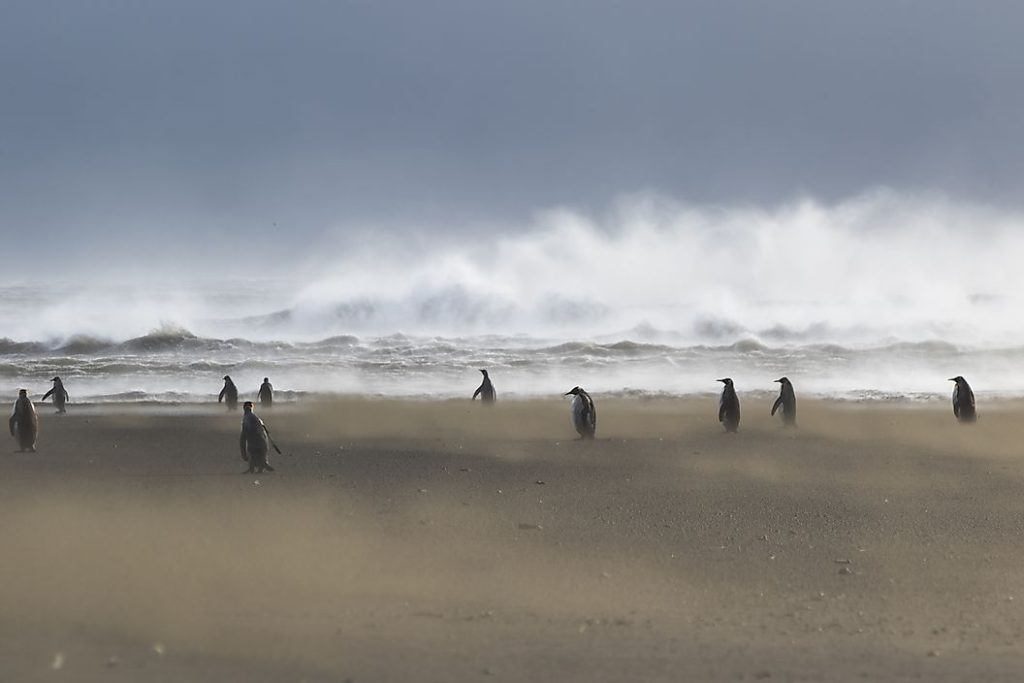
[1, 1, 1023, 399]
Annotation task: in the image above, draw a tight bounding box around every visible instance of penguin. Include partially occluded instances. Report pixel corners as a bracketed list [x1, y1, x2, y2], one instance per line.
[949, 376, 976, 424]
[472, 369, 496, 404]
[717, 378, 741, 433]
[41, 376, 69, 414]
[219, 375, 239, 410]
[9, 389, 38, 452]
[564, 386, 597, 439]
[258, 377, 273, 407]
[240, 401, 280, 474]
[771, 376, 796, 427]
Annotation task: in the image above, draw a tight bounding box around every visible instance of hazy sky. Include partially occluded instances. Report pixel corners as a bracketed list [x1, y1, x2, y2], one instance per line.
[2, 1, 1023, 270]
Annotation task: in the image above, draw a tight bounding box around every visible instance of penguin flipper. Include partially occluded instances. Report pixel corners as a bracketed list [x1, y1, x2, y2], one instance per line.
[262, 425, 282, 454]
[41, 388, 54, 401]
[771, 396, 783, 417]
[718, 402, 727, 423]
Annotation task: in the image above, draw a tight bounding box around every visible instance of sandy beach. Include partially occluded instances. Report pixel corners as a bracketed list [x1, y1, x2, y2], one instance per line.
[0, 396, 1022, 681]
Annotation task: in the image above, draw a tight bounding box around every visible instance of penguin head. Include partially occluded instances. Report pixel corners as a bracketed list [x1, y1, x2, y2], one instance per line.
[716, 378, 734, 387]
[263, 377, 269, 383]
[223, 375, 231, 381]
[243, 401, 254, 412]
[564, 386, 583, 396]
[18, 389, 27, 397]
[51, 376, 60, 383]
[479, 369, 488, 377]
[774, 376, 789, 385]
[948, 376, 965, 383]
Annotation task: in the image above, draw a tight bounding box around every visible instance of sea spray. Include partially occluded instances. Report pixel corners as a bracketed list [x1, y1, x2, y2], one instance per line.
[1, 192, 1024, 399]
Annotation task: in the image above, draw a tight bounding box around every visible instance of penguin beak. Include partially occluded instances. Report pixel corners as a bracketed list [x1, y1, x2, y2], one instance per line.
[716, 379, 726, 383]
[947, 378, 956, 382]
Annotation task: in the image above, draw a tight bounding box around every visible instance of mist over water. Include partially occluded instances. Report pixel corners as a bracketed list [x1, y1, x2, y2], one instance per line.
[4, 193, 1024, 401]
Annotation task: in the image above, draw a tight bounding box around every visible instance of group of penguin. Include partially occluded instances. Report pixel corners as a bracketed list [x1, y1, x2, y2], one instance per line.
[7, 377, 68, 453]
[472, 370, 980, 439]
[7, 375, 280, 476]
[218, 375, 280, 474]
[4, 371, 981, 463]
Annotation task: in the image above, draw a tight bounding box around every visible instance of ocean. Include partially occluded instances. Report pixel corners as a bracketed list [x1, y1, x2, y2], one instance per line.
[3, 194, 1023, 403]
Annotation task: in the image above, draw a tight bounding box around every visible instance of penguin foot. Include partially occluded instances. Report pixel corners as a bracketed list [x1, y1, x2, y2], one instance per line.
[263, 465, 275, 472]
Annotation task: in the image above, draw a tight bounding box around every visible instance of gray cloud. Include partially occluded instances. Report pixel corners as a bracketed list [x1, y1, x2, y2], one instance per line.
[2, 0, 1023, 271]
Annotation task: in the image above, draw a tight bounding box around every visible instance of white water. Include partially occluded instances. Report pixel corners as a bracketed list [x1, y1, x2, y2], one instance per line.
[3, 191, 1024, 401]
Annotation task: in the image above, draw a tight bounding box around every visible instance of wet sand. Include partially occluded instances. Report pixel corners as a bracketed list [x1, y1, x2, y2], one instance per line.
[1, 397, 1023, 681]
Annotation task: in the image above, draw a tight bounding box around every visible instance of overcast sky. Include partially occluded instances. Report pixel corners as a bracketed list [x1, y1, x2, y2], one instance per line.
[2, 0, 1023, 271]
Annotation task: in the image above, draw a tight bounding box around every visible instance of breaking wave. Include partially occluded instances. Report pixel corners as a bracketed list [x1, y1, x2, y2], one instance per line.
[2, 191, 1024, 399]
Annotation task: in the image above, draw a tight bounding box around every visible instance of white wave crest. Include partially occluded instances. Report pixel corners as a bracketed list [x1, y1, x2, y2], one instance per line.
[4, 190, 1024, 347]
[286, 191, 1024, 345]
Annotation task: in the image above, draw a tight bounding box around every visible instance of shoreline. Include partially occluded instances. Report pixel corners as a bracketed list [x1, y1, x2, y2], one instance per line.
[15, 388, 1019, 409]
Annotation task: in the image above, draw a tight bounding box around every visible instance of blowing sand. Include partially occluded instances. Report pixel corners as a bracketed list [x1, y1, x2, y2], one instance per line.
[1, 397, 1023, 681]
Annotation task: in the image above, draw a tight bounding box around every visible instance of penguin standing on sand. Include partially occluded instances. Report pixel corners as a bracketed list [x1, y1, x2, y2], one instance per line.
[258, 377, 273, 407]
[771, 376, 796, 427]
[565, 386, 597, 439]
[240, 401, 280, 474]
[219, 375, 239, 411]
[717, 378, 741, 433]
[9, 389, 38, 452]
[472, 369, 496, 404]
[949, 376, 977, 424]
[41, 376, 69, 414]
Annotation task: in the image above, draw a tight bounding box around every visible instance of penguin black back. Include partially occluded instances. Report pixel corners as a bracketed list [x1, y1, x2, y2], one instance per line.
[219, 375, 239, 410]
[771, 376, 796, 427]
[259, 377, 273, 407]
[42, 376, 69, 414]
[949, 376, 976, 424]
[565, 386, 596, 439]
[717, 378, 740, 433]
[473, 369, 496, 404]
[240, 401, 276, 474]
[9, 388, 38, 452]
